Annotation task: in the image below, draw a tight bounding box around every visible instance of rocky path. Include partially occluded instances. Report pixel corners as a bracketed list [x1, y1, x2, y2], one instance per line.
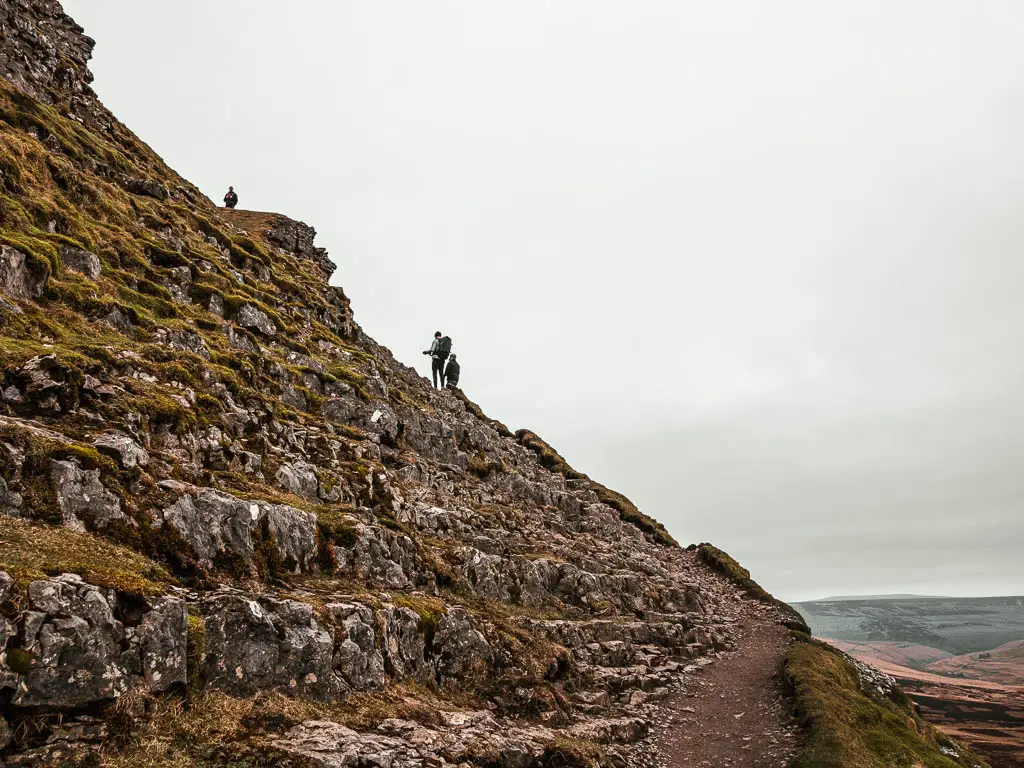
[641, 610, 802, 768]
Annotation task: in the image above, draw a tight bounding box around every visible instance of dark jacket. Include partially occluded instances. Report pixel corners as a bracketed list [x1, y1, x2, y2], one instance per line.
[444, 359, 460, 385]
[224, 191, 238, 206]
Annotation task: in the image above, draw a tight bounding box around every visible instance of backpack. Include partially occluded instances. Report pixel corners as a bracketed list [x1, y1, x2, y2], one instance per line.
[437, 336, 452, 359]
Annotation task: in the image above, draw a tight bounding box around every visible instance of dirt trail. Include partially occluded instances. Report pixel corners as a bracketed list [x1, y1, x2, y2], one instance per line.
[643, 611, 801, 767]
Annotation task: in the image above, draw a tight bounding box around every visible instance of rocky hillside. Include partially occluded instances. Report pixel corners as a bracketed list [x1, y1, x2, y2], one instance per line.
[0, 3, 998, 768]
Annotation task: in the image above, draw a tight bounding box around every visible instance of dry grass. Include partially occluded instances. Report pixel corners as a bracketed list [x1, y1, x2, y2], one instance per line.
[97, 685, 454, 767]
[0, 518, 170, 596]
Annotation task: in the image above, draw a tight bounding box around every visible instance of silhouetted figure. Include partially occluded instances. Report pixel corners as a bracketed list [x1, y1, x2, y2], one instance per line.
[422, 331, 452, 388]
[444, 355, 460, 389]
[223, 186, 238, 209]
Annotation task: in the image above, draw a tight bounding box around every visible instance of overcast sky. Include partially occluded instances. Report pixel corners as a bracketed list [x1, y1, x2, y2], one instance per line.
[64, 1, 1024, 601]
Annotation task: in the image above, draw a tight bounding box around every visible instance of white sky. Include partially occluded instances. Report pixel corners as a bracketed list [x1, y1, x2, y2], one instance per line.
[64, 0, 1024, 601]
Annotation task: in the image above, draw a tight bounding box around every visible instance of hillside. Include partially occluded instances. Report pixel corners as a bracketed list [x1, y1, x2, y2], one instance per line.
[0, 3, 995, 767]
[827, 645, 1024, 768]
[799, 597, 1024, 767]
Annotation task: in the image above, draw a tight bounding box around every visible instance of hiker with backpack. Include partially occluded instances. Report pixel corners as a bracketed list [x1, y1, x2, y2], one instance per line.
[223, 186, 238, 209]
[423, 331, 452, 388]
[444, 354, 460, 389]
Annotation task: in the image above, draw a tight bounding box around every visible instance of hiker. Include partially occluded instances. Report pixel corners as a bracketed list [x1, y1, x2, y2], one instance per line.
[422, 331, 452, 388]
[444, 354, 460, 389]
[223, 186, 238, 209]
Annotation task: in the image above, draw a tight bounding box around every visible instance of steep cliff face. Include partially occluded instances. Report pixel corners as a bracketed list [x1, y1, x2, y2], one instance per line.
[0, 4, 996, 768]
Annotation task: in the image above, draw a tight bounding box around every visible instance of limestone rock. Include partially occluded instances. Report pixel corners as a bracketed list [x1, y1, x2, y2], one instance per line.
[59, 245, 101, 279]
[262, 502, 318, 573]
[157, 485, 316, 573]
[104, 307, 133, 332]
[236, 303, 276, 336]
[156, 328, 211, 360]
[275, 460, 319, 500]
[126, 178, 168, 200]
[9, 575, 129, 708]
[335, 524, 417, 589]
[281, 383, 308, 411]
[132, 596, 188, 693]
[93, 430, 149, 469]
[0, 476, 24, 517]
[433, 608, 494, 681]
[0, 245, 47, 301]
[225, 323, 259, 353]
[380, 606, 427, 679]
[50, 459, 125, 531]
[199, 593, 340, 698]
[265, 217, 336, 278]
[328, 603, 386, 691]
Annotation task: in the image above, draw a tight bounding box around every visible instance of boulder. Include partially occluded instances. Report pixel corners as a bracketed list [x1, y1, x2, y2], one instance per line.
[130, 596, 189, 693]
[225, 324, 259, 353]
[156, 328, 211, 360]
[199, 593, 340, 698]
[335, 524, 416, 589]
[8, 575, 129, 708]
[50, 459, 125, 531]
[0, 477, 24, 517]
[275, 460, 319, 500]
[10, 354, 73, 407]
[207, 293, 225, 317]
[433, 608, 494, 681]
[0, 572, 16, 670]
[92, 430, 149, 469]
[104, 307, 133, 333]
[328, 603, 385, 691]
[59, 245, 101, 279]
[158, 488, 258, 567]
[380, 606, 426, 678]
[126, 178, 169, 200]
[0, 244, 47, 301]
[281, 383, 308, 411]
[157, 485, 317, 573]
[262, 502, 318, 573]
[236, 303, 276, 336]
[0, 574, 188, 710]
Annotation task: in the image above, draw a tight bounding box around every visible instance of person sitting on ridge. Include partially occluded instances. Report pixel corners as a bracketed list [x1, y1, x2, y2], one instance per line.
[422, 331, 452, 388]
[223, 186, 238, 209]
[444, 354, 460, 389]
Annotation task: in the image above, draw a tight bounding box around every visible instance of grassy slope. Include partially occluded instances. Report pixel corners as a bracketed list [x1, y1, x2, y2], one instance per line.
[787, 639, 990, 768]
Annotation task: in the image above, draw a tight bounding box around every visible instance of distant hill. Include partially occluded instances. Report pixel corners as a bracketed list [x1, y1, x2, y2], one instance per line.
[796, 595, 1024, 655]
[815, 593, 952, 601]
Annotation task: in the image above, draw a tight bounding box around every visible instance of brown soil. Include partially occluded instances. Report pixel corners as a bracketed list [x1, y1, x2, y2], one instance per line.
[647, 612, 800, 767]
